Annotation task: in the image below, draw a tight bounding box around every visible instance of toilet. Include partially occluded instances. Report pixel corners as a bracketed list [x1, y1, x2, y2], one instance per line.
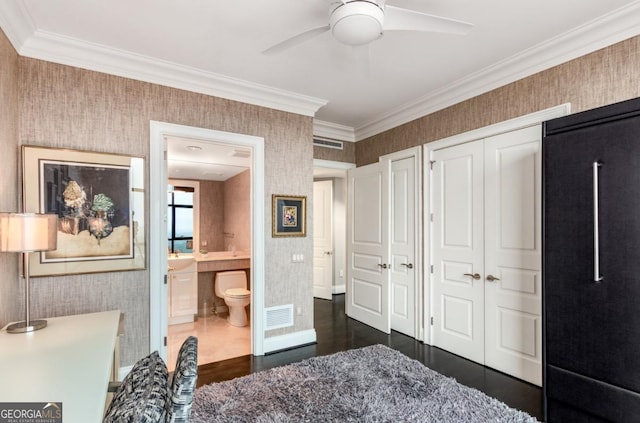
[214, 271, 250, 327]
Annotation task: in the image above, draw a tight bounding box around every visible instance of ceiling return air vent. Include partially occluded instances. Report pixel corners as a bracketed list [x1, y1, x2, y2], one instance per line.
[264, 304, 294, 330]
[230, 149, 251, 158]
[313, 137, 344, 150]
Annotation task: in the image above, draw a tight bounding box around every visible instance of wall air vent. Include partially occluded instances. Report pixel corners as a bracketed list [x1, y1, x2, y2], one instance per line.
[265, 304, 294, 330]
[313, 137, 344, 150]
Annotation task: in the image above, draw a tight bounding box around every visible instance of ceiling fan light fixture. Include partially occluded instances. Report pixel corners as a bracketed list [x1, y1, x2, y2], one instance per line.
[330, 1, 384, 46]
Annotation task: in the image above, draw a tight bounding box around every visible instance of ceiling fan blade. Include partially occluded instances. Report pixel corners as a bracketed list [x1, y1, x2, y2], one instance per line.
[262, 25, 331, 56]
[352, 44, 371, 78]
[383, 5, 473, 35]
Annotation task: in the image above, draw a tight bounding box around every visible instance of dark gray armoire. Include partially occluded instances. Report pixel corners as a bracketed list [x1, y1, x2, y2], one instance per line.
[543, 97, 640, 422]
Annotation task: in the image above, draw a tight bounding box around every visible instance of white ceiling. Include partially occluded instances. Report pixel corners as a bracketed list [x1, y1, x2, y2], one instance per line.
[167, 137, 251, 182]
[1, 1, 639, 141]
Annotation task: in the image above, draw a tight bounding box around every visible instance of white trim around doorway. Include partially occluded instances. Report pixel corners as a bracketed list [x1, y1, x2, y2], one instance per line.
[313, 159, 355, 297]
[150, 121, 266, 360]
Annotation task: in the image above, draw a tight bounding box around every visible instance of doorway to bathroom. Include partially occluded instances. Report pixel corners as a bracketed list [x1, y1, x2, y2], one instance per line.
[166, 138, 253, 370]
[149, 121, 266, 368]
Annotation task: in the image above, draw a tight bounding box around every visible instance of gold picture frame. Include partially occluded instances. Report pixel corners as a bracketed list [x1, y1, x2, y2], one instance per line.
[22, 145, 146, 276]
[272, 195, 306, 237]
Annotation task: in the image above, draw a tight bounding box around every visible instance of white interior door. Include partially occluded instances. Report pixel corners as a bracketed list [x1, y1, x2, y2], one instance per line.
[346, 162, 390, 333]
[484, 126, 542, 386]
[431, 125, 542, 386]
[389, 156, 417, 337]
[431, 140, 485, 364]
[313, 180, 334, 300]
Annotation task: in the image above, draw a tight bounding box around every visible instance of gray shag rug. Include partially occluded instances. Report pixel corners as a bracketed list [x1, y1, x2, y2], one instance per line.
[191, 344, 539, 422]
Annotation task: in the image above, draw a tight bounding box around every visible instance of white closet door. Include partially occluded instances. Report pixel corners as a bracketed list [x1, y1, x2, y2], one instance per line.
[484, 126, 542, 386]
[389, 156, 417, 337]
[313, 180, 334, 300]
[432, 140, 485, 363]
[346, 162, 390, 333]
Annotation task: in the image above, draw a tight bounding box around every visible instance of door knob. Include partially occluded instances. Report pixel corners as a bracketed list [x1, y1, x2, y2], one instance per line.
[400, 263, 414, 269]
[486, 274, 500, 282]
[463, 273, 481, 280]
[377, 263, 388, 269]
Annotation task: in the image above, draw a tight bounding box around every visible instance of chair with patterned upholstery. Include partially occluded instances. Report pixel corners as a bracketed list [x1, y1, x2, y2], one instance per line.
[103, 351, 169, 423]
[166, 336, 198, 423]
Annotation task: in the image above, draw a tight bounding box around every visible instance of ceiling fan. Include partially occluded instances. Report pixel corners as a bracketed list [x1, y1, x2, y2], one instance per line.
[262, 0, 474, 55]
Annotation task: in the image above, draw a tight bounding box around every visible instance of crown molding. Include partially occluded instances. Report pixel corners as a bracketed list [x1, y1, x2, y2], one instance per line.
[354, 1, 640, 141]
[0, 1, 35, 49]
[2, 2, 639, 136]
[313, 120, 356, 142]
[0, 10, 328, 118]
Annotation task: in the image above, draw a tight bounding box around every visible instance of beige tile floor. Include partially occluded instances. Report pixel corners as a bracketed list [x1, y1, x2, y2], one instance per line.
[167, 314, 250, 372]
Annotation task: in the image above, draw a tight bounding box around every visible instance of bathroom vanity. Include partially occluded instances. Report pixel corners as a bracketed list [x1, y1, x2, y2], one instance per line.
[167, 256, 198, 324]
[197, 251, 250, 272]
[168, 251, 250, 324]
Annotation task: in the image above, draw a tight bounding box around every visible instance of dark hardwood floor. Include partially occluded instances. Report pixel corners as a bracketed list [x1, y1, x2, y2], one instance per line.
[197, 294, 543, 421]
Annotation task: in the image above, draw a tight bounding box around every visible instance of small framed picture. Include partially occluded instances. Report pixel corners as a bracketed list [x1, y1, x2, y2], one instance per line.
[272, 195, 306, 237]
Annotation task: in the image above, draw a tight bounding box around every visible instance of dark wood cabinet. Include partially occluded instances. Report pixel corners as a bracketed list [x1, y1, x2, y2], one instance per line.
[543, 97, 640, 422]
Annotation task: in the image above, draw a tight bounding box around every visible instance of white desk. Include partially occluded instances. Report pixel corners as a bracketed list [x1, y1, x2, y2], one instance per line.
[0, 310, 121, 423]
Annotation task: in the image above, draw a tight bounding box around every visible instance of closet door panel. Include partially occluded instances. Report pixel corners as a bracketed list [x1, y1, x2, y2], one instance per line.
[432, 140, 485, 364]
[485, 126, 542, 386]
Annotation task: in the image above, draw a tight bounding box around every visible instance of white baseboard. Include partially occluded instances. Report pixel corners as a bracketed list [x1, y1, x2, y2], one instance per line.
[263, 329, 316, 354]
[332, 284, 346, 294]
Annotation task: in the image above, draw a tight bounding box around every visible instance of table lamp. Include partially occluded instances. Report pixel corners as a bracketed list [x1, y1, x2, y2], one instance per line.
[0, 213, 58, 333]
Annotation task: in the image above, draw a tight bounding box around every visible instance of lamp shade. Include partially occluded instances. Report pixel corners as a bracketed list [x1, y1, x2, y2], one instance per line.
[0, 213, 58, 252]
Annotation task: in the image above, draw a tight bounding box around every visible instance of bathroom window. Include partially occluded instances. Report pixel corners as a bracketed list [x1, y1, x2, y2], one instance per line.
[168, 186, 194, 253]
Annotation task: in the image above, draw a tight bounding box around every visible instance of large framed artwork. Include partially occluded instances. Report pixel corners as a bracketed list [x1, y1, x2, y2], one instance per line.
[272, 194, 306, 237]
[22, 146, 146, 276]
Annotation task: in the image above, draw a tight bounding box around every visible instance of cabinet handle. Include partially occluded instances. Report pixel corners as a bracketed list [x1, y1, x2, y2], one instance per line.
[486, 274, 500, 282]
[324, 251, 332, 255]
[593, 161, 604, 282]
[377, 263, 388, 269]
[463, 273, 481, 280]
[400, 263, 414, 269]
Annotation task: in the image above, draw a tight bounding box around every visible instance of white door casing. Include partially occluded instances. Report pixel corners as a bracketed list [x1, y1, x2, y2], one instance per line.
[431, 140, 485, 364]
[313, 159, 356, 296]
[484, 126, 542, 386]
[313, 180, 334, 300]
[346, 161, 390, 333]
[389, 156, 418, 337]
[149, 121, 266, 359]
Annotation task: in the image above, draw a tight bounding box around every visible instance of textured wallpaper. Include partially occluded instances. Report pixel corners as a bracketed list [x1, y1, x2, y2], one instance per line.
[356, 35, 640, 165]
[0, 30, 20, 327]
[313, 141, 355, 163]
[224, 170, 251, 252]
[198, 180, 225, 252]
[16, 56, 314, 365]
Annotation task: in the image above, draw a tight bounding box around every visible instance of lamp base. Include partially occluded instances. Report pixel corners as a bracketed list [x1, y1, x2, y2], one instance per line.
[6, 319, 47, 333]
